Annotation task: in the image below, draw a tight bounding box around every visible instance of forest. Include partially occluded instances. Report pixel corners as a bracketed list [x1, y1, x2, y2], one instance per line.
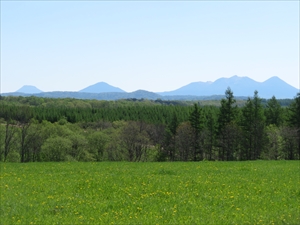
[0, 88, 299, 162]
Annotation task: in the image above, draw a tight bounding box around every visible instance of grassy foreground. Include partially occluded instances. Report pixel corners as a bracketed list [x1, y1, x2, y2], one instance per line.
[0, 161, 299, 225]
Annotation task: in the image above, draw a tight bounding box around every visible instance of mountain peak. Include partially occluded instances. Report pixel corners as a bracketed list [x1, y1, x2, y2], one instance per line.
[16, 85, 43, 94]
[79, 82, 125, 93]
[264, 76, 283, 82]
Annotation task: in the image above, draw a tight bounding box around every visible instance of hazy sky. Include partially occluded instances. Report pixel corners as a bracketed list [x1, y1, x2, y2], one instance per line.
[1, 1, 299, 93]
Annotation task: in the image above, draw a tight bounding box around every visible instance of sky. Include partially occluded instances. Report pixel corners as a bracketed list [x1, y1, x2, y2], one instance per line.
[1, 1, 299, 93]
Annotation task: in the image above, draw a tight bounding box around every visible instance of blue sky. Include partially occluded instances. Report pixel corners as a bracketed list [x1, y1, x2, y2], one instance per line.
[1, 1, 299, 93]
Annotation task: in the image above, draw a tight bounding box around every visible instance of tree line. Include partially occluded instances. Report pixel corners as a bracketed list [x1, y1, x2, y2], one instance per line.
[0, 89, 299, 162]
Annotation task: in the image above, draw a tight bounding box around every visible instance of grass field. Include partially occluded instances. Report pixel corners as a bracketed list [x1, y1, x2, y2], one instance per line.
[0, 161, 299, 224]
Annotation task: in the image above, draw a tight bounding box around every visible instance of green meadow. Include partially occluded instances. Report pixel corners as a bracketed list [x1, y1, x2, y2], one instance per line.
[0, 161, 299, 225]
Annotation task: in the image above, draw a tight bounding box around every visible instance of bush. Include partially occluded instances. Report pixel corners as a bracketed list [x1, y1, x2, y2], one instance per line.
[6, 151, 20, 162]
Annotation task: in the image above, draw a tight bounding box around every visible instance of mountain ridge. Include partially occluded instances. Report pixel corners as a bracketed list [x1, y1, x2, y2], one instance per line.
[158, 76, 298, 99]
[6, 76, 299, 100]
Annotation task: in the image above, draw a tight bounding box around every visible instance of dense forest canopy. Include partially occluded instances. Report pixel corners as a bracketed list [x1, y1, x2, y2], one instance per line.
[0, 90, 299, 162]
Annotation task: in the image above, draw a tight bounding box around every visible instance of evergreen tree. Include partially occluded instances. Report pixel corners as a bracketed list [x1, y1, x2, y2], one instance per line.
[189, 103, 203, 160]
[218, 87, 236, 130]
[165, 112, 179, 161]
[169, 112, 178, 136]
[288, 92, 300, 158]
[265, 96, 282, 126]
[241, 91, 266, 160]
[241, 98, 254, 160]
[252, 91, 266, 159]
[203, 112, 217, 160]
[217, 87, 238, 160]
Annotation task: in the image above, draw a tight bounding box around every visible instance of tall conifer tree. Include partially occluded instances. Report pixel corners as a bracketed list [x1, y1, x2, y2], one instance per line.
[288, 92, 300, 158]
[265, 96, 282, 126]
[189, 103, 203, 161]
[217, 87, 238, 160]
[241, 91, 265, 160]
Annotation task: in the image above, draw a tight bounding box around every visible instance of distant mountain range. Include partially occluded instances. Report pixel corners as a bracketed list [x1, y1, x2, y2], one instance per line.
[158, 76, 298, 99]
[3, 76, 299, 100]
[3, 90, 162, 101]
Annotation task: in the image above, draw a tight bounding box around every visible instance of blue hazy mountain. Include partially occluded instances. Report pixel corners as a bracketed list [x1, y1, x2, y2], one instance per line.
[158, 76, 298, 99]
[7, 76, 299, 100]
[2, 90, 161, 101]
[16, 85, 43, 94]
[79, 82, 125, 93]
